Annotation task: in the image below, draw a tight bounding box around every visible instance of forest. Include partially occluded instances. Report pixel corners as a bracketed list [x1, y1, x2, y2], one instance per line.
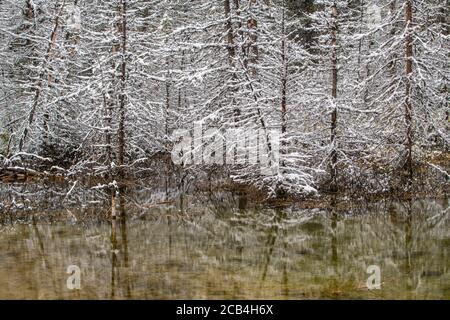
[0, 0, 448, 202]
[0, 0, 449, 302]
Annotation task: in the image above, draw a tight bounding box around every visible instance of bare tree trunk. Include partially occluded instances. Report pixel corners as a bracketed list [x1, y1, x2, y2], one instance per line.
[247, 0, 258, 76]
[102, 94, 113, 164]
[232, 0, 274, 170]
[224, 0, 236, 63]
[224, 0, 241, 126]
[387, 0, 399, 109]
[18, 2, 64, 152]
[242, 0, 271, 158]
[105, 43, 118, 166]
[405, 0, 413, 181]
[277, 0, 288, 197]
[330, 3, 338, 192]
[357, 1, 364, 82]
[165, 54, 171, 141]
[24, 0, 35, 46]
[165, 59, 171, 199]
[363, 0, 374, 106]
[117, 0, 127, 177]
[233, 0, 244, 49]
[389, 0, 398, 73]
[280, 2, 287, 150]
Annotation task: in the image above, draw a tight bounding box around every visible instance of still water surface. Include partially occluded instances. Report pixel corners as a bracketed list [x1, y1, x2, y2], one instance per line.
[0, 196, 448, 299]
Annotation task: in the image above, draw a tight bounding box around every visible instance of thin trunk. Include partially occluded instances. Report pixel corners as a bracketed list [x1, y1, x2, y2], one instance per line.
[18, 2, 64, 152]
[278, 1, 288, 197]
[280, 2, 287, 149]
[106, 88, 113, 165]
[247, 0, 258, 76]
[243, 0, 271, 159]
[233, 0, 244, 48]
[357, 1, 364, 81]
[224, 0, 241, 126]
[405, 0, 413, 180]
[238, 62, 273, 160]
[24, 0, 35, 46]
[165, 61, 170, 199]
[387, 0, 399, 130]
[107, 42, 118, 213]
[388, 1, 398, 74]
[117, 0, 127, 177]
[330, 3, 338, 192]
[224, 0, 236, 63]
[42, 113, 49, 150]
[233, 0, 242, 29]
[165, 66, 170, 140]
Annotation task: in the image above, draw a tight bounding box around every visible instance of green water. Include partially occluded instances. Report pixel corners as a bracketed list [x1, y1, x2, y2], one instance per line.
[0, 197, 448, 299]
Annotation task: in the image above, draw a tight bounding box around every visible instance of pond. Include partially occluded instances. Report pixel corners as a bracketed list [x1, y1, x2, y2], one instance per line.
[0, 196, 448, 299]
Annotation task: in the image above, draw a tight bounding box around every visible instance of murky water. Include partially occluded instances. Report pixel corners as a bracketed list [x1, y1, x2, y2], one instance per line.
[0, 196, 448, 299]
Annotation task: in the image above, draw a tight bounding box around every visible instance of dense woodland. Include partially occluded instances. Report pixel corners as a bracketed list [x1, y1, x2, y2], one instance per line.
[0, 0, 448, 200]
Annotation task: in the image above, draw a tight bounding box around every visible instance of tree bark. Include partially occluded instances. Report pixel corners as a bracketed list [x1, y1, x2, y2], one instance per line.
[279, 0, 288, 187]
[224, 0, 241, 126]
[18, 2, 64, 152]
[330, 3, 338, 192]
[280, 2, 287, 140]
[405, 0, 413, 181]
[224, 0, 236, 63]
[247, 0, 258, 76]
[117, 0, 127, 177]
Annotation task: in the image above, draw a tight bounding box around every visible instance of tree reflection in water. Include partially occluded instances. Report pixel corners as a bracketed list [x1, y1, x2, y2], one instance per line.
[0, 193, 448, 299]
